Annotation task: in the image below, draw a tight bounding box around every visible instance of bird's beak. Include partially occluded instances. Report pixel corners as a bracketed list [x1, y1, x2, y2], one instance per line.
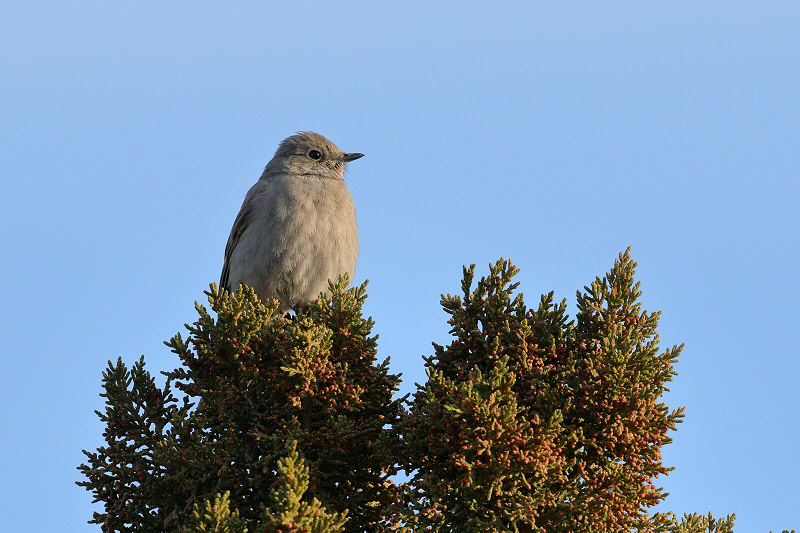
[340, 152, 364, 162]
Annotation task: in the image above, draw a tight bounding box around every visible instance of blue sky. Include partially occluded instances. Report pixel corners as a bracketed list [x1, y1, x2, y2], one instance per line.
[1, 3, 797, 531]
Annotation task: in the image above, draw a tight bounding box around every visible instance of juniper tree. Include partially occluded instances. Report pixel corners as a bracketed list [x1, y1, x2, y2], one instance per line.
[79, 251, 793, 532]
[78, 278, 405, 533]
[398, 249, 685, 532]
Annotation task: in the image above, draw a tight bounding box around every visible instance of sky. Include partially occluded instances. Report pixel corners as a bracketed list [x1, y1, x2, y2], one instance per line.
[1, 2, 798, 532]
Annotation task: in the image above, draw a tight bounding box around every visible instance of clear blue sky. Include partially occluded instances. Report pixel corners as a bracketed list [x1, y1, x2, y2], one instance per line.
[1, 3, 797, 531]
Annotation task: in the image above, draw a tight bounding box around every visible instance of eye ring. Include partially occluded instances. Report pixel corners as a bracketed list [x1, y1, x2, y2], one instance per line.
[307, 149, 322, 160]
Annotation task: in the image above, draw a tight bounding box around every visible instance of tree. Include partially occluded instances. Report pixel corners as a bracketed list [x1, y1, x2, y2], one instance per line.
[78, 278, 404, 533]
[79, 251, 794, 532]
[399, 250, 683, 532]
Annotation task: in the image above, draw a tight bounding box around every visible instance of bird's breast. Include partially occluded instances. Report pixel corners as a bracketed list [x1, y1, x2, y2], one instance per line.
[279, 177, 359, 281]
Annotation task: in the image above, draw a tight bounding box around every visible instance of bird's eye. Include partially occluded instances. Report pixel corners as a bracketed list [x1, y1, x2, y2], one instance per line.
[307, 150, 322, 160]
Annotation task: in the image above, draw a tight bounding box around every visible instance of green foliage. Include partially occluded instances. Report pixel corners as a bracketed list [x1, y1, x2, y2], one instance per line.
[79, 277, 404, 533]
[182, 492, 248, 533]
[399, 249, 684, 532]
[76, 354, 190, 532]
[663, 512, 736, 533]
[259, 441, 348, 532]
[400, 356, 564, 532]
[651, 511, 794, 533]
[182, 442, 348, 533]
[79, 250, 791, 532]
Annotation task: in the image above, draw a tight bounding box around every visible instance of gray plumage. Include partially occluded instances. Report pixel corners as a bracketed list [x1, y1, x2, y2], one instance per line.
[220, 132, 362, 313]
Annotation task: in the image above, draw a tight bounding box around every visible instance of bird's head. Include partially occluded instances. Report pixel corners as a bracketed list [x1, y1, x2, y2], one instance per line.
[265, 131, 363, 180]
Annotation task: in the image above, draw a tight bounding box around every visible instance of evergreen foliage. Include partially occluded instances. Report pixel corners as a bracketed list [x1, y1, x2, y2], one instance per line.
[78, 250, 793, 532]
[182, 492, 248, 533]
[656, 512, 792, 533]
[664, 513, 736, 533]
[180, 443, 348, 533]
[79, 278, 404, 533]
[259, 441, 348, 532]
[399, 250, 683, 532]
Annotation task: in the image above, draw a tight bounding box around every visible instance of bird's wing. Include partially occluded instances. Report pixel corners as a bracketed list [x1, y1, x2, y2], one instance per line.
[220, 197, 256, 291]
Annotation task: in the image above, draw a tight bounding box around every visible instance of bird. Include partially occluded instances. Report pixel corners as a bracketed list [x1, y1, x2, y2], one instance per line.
[220, 132, 362, 313]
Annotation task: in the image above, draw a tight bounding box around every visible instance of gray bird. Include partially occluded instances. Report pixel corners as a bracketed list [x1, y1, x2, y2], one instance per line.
[220, 132, 362, 313]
